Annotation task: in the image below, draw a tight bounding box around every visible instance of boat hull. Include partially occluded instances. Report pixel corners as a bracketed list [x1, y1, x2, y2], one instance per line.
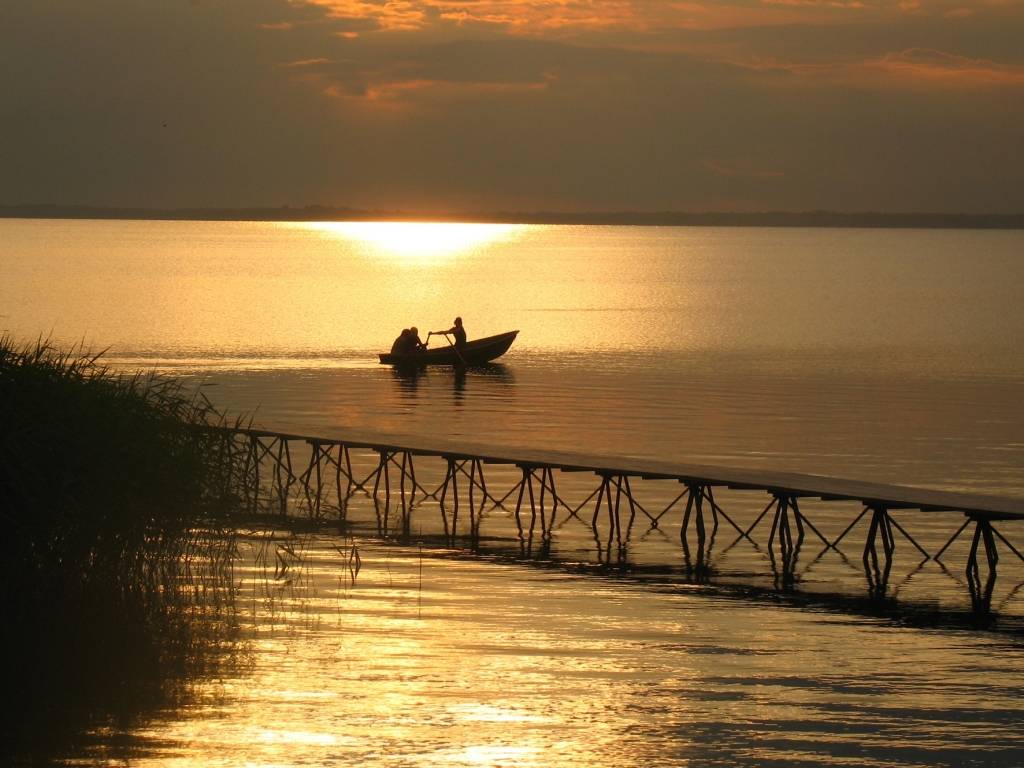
[379, 330, 519, 366]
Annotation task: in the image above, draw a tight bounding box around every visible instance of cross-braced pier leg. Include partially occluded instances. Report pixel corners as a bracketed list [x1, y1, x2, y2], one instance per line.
[581, 473, 637, 565]
[680, 483, 714, 578]
[590, 474, 614, 561]
[347, 446, 381, 495]
[509, 465, 556, 556]
[300, 440, 328, 520]
[539, 468, 559, 551]
[372, 449, 428, 508]
[244, 433, 262, 511]
[333, 444, 350, 521]
[268, 437, 297, 517]
[323, 448, 360, 507]
[430, 457, 501, 514]
[967, 517, 1000, 614]
[398, 452, 412, 537]
[248, 434, 291, 513]
[448, 458, 460, 542]
[619, 476, 638, 560]
[467, 459, 488, 545]
[298, 442, 359, 519]
[372, 450, 389, 501]
[299, 441, 413, 522]
[602, 475, 619, 564]
[513, 466, 528, 552]
[863, 505, 895, 598]
[438, 457, 465, 542]
[765, 494, 805, 587]
[500, 466, 558, 555]
[525, 467, 540, 555]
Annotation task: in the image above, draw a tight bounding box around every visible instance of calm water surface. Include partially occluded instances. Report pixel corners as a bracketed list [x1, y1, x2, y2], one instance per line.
[4, 218, 1024, 765]
[86, 537, 1024, 768]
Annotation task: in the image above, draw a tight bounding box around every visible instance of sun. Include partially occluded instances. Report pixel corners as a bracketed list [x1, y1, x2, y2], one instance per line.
[300, 221, 525, 260]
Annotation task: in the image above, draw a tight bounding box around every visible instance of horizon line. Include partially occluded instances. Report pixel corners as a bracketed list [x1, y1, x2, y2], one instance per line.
[2, 203, 1023, 229]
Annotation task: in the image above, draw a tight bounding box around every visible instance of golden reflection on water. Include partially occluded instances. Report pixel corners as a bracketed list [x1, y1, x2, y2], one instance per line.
[6, 218, 1024, 358]
[100, 537, 1024, 768]
[296, 222, 527, 261]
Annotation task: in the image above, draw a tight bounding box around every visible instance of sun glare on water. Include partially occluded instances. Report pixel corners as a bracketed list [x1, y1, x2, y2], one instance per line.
[301, 221, 525, 260]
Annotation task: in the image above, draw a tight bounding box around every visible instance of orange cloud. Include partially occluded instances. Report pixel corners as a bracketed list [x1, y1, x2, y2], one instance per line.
[297, 0, 889, 35]
[300, 0, 651, 32]
[300, 63, 555, 109]
[868, 47, 1024, 85]
[280, 57, 333, 68]
[759, 0, 867, 8]
[297, 0, 425, 31]
[360, 77, 550, 101]
[746, 47, 1024, 88]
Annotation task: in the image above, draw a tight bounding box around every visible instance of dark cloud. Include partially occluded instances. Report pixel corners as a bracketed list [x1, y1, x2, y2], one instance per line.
[1, 0, 1022, 212]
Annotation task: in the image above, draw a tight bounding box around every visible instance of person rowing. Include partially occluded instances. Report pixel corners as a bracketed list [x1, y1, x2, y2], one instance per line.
[430, 316, 466, 348]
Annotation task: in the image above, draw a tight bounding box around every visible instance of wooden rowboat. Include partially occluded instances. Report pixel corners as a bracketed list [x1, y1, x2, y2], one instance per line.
[379, 330, 519, 366]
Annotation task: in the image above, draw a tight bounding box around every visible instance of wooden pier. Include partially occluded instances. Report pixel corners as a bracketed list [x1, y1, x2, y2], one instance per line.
[201, 425, 1024, 613]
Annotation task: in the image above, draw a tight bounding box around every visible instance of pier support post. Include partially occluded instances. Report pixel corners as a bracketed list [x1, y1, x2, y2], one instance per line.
[589, 473, 630, 564]
[679, 483, 716, 578]
[271, 438, 296, 517]
[439, 457, 461, 541]
[766, 494, 805, 587]
[334, 444, 350, 520]
[467, 459, 485, 543]
[862, 505, 895, 598]
[300, 440, 327, 520]
[966, 517, 999, 614]
[244, 433, 261, 511]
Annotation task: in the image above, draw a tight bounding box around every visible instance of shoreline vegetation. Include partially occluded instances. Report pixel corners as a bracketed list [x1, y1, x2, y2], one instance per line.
[2, 203, 1023, 229]
[1, 338, 250, 761]
[1, 338, 247, 596]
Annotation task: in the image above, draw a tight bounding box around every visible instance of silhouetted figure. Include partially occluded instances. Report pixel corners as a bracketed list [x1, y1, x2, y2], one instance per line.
[408, 327, 426, 351]
[390, 329, 411, 355]
[433, 316, 466, 348]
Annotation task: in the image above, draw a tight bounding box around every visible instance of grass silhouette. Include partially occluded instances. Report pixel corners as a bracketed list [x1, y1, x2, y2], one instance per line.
[1, 337, 250, 760]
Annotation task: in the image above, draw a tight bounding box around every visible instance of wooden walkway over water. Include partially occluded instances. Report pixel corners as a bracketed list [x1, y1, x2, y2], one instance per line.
[203, 425, 1024, 613]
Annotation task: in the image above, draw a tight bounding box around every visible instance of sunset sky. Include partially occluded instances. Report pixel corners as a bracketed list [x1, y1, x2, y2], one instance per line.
[3, 0, 1022, 213]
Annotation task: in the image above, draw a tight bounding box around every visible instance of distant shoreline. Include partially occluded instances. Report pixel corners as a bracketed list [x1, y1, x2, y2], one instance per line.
[2, 204, 1023, 230]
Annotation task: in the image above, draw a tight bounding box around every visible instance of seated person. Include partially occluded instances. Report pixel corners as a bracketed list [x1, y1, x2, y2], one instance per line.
[390, 329, 411, 355]
[432, 316, 466, 348]
[408, 327, 426, 351]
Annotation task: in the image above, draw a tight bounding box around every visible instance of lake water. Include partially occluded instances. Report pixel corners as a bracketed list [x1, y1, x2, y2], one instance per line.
[4, 218, 1024, 765]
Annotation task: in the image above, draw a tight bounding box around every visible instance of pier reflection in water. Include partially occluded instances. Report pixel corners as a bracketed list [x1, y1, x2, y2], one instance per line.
[72, 534, 1024, 767]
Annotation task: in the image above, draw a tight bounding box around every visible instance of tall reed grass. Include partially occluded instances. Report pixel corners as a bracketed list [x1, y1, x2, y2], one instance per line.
[1, 336, 249, 599]
[1, 337, 252, 759]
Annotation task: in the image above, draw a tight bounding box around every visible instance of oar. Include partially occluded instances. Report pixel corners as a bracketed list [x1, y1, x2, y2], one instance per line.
[442, 332, 468, 366]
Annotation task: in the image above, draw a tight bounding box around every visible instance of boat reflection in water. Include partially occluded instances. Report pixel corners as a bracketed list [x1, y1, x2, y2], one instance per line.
[390, 361, 515, 402]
